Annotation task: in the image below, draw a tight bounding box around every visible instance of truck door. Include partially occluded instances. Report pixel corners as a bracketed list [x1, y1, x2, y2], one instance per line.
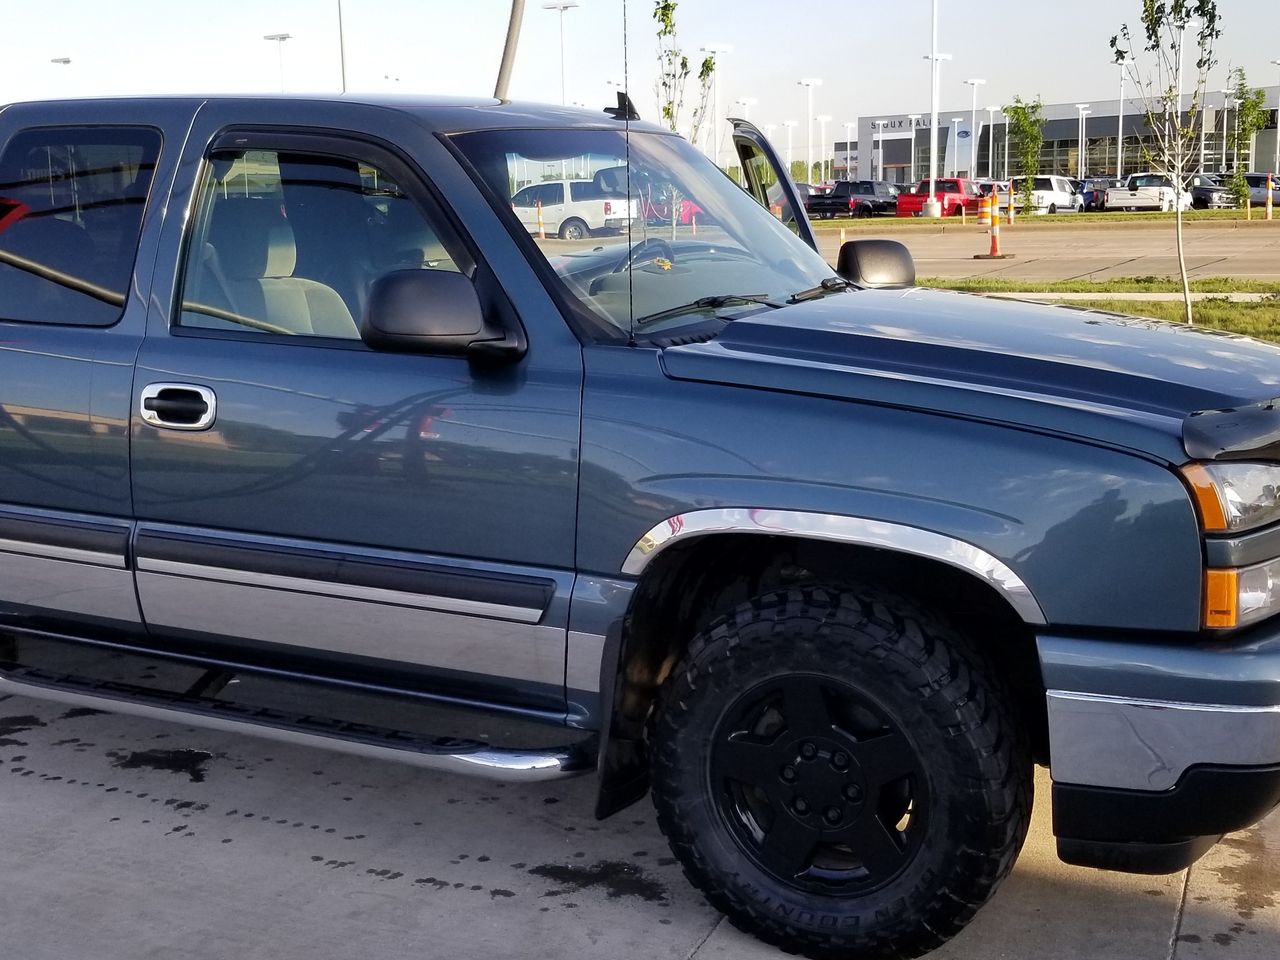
[730, 119, 819, 252]
[129, 101, 584, 715]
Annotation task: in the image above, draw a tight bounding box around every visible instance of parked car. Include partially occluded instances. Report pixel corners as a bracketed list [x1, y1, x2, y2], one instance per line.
[511, 172, 641, 239]
[1189, 173, 1233, 209]
[1080, 176, 1122, 210]
[894, 177, 982, 216]
[804, 179, 898, 218]
[1005, 175, 1083, 214]
[1105, 173, 1192, 212]
[1244, 172, 1279, 206]
[4, 94, 1280, 960]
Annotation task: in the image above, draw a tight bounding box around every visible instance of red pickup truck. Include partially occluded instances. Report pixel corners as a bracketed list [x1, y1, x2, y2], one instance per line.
[895, 178, 982, 217]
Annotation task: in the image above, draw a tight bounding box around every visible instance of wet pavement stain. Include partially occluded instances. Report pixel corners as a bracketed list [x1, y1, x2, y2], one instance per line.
[528, 860, 667, 903]
[106, 749, 215, 783]
[1214, 830, 1279, 921]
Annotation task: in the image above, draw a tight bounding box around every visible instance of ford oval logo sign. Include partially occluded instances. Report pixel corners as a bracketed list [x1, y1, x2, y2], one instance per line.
[957, 130, 971, 139]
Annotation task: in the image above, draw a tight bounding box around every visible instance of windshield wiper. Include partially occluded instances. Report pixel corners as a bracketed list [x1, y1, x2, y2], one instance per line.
[787, 277, 852, 304]
[635, 294, 783, 326]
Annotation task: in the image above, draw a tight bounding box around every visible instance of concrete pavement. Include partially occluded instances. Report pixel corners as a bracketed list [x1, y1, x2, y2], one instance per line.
[1, 692, 1275, 960]
[814, 220, 1280, 282]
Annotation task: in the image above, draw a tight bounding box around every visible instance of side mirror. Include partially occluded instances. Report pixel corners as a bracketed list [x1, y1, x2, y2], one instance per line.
[836, 239, 916, 289]
[361, 269, 523, 359]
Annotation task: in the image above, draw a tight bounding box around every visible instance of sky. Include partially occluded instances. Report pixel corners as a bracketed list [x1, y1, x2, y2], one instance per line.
[2, 0, 1277, 135]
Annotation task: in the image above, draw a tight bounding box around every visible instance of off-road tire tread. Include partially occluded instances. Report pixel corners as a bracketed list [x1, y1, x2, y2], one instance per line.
[650, 584, 1032, 960]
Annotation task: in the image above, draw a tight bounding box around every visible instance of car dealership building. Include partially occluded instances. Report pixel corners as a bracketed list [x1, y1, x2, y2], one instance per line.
[833, 88, 1280, 184]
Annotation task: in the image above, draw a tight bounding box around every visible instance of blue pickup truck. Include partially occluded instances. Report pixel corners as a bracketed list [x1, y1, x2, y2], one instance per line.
[2, 95, 1279, 959]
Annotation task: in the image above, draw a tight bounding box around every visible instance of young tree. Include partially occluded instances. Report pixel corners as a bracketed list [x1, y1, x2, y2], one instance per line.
[1225, 67, 1269, 206]
[653, 1, 715, 143]
[1003, 96, 1045, 212]
[1111, 2, 1221, 325]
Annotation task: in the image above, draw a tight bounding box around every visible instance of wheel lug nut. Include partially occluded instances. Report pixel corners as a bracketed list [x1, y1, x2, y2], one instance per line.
[832, 751, 849, 770]
[780, 765, 797, 782]
[800, 742, 817, 760]
[824, 806, 842, 825]
[843, 784, 863, 802]
[793, 797, 809, 815]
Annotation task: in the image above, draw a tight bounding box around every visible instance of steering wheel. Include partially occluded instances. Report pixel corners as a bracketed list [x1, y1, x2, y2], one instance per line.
[612, 237, 676, 274]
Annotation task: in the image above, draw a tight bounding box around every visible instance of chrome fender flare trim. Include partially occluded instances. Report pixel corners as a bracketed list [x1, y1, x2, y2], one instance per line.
[622, 508, 1046, 625]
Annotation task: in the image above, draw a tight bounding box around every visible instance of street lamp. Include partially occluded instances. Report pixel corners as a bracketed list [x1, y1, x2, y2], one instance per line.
[923, 0, 952, 216]
[734, 96, 757, 121]
[985, 106, 998, 178]
[1221, 90, 1232, 173]
[1271, 60, 1280, 176]
[263, 34, 292, 93]
[816, 115, 832, 182]
[542, 2, 580, 106]
[906, 115, 921, 183]
[1074, 104, 1090, 179]
[783, 120, 798, 171]
[1115, 56, 1131, 179]
[798, 78, 822, 185]
[701, 43, 732, 165]
[965, 78, 986, 177]
[843, 121, 856, 181]
[949, 119, 963, 176]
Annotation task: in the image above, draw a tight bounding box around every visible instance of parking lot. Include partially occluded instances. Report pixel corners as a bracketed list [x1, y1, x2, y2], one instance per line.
[1, 692, 1275, 960]
[812, 219, 1280, 281]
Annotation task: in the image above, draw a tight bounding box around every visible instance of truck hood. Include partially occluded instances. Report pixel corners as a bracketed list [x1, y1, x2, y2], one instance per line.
[660, 288, 1280, 463]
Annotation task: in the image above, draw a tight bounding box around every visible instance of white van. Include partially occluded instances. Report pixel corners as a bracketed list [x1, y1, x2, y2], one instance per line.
[511, 167, 641, 239]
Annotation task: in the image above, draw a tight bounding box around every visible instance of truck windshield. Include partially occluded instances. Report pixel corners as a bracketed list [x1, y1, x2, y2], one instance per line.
[452, 128, 837, 339]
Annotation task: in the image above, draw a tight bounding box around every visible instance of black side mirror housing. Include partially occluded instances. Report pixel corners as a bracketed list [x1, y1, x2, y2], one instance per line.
[361, 269, 523, 359]
[836, 239, 916, 289]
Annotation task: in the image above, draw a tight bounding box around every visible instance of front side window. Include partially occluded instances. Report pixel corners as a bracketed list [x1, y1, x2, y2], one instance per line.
[454, 128, 834, 340]
[177, 146, 463, 340]
[0, 126, 161, 325]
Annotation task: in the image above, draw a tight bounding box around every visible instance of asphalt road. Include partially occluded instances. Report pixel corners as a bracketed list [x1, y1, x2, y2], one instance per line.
[813, 220, 1280, 281]
[1, 693, 1275, 960]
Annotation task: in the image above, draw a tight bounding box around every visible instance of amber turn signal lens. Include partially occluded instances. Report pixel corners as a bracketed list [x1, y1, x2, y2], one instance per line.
[1204, 568, 1239, 628]
[1180, 464, 1229, 531]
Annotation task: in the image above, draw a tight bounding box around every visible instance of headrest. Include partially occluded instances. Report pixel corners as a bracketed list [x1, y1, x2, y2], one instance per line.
[206, 199, 296, 280]
[592, 166, 628, 195]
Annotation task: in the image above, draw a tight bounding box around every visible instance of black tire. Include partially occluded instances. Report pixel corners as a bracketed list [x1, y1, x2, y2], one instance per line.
[652, 585, 1032, 960]
[1047, 202, 1057, 215]
[558, 217, 589, 240]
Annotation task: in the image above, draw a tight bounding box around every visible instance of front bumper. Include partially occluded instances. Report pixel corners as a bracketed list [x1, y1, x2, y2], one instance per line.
[1039, 623, 1280, 872]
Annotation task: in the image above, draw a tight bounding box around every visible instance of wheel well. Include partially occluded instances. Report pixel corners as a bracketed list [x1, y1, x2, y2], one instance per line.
[613, 534, 1047, 762]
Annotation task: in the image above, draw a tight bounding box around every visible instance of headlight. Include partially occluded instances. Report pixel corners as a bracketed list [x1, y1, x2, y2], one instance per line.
[1181, 462, 1280, 532]
[1205, 561, 1280, 629]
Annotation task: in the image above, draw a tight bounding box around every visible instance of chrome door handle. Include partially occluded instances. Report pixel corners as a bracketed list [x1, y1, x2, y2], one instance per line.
[139, 383, 217, 431]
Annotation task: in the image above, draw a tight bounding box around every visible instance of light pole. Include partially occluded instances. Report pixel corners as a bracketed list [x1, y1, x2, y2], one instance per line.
[1003, 112, 1010, 180]
[1221, 90, 1232, 173]
[985, 106, 998, 178]
[798, 78, 822, 185]
[949, 119, 963, 176]
[923, 53, 953, 209]
[965, 78, 986, 177]
[264, 34, 291, 93]
[1271, 60, 1280, 176]
[816, 115, 832, 182]
[701, 43, 732, 165]
[337, 0, 347, 93]
[783, 120, 798, 173]
[1074, 104, 1090, 179]
[734, 96, 757, 121]
[843, 121, 855, 181]
[907, 115, 921, 182]
[1116, 57, 1130, 179]
[542, 2, 580, 106]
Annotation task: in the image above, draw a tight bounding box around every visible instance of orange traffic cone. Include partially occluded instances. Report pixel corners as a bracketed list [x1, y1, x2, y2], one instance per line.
[974, 211, 1014, 260]
[977, 194, 992, 227]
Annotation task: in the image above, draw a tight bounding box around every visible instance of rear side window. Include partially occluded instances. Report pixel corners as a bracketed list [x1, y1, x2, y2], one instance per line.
[0, 126, 160, 325]
[1034, 177, 1053, 192]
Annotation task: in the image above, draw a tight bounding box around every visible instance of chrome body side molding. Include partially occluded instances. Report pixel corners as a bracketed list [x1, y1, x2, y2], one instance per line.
[1046, 689, 1280, 792]
[622, 508, 1046, 625]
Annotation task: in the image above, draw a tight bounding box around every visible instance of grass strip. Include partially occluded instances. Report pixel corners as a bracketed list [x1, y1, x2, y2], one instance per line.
[919, 276, 1280, 294]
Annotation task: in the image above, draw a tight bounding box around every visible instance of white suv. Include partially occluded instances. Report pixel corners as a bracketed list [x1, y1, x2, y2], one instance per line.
[511, 167, 641, 240]
[1007, 175, 1083, 214]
